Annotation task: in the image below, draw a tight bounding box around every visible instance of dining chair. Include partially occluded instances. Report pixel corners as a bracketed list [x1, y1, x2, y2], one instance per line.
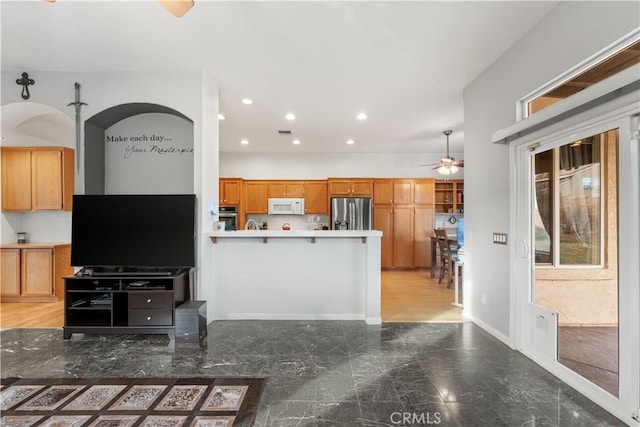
[434, 228, 457, 288]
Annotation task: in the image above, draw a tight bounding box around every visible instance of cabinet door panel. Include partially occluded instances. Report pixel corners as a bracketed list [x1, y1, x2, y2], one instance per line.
[328, 180, 352, 195]
[393, 206, 413, 267]
[221, 180, 241, 205]
[393, 180, 413, 205]
[286, 182, 305, 198]
[268, 182, 286, 198]
[2, 150, 32, 211]
[304, 182, 328, 214]
[1, 249, 21, 297]
[414, 179, 435, 205]
[373, 206, 393, 268]
[413, 206, 435, 268]
[22, 249, 54, 296]
[245, 182, 269, 213]
[351, 180, 373, 195]
[373, 180, 393, 205]
[32, 150, 63, 210]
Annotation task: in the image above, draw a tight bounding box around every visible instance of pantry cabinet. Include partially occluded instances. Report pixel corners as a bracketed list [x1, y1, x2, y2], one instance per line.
[372, 178, 435, 268]
[1, 147, 74, 212]
[219, 178, 242, 205]
[0, 243, 72, 302]
[304, 181, 328, 214]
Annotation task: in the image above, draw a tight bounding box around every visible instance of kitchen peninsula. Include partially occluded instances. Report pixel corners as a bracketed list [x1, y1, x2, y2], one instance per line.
[209, 230, 382, 324]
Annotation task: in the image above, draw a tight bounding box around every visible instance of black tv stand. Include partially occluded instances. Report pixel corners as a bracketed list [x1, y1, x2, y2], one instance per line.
[77, 267, 182, 277]
[63, 269, 191, 339]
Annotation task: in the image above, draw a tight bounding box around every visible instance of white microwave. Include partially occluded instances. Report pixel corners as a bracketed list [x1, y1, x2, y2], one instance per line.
[268, 198, 305, 215]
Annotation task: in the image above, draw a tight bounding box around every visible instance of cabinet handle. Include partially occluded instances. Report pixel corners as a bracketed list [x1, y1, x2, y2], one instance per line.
[147, 299, 152, 303]
[147, 316, 152, 321]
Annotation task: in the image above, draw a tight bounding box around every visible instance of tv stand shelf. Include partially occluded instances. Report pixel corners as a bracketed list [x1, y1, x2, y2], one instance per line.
[63, 269, 190, 340]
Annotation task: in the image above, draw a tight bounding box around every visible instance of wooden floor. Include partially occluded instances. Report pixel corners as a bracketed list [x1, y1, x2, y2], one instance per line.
[382, 269, 464, 322]
[0, 301, 65, 329]
[0, 269, 464, 328]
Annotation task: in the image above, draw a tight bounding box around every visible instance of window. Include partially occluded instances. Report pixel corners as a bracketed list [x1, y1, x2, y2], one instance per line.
[524, 37, 639, 117]
[533, 130, 610, 266]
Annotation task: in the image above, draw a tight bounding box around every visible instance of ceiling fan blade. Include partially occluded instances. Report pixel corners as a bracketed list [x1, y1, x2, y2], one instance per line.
[419, 163, 439, 167]
[453, 160, 464, 167]
[156, 0, 194, 17]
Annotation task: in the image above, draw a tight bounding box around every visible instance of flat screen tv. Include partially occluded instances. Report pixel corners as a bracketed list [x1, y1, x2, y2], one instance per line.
[71, 194, 196, 269]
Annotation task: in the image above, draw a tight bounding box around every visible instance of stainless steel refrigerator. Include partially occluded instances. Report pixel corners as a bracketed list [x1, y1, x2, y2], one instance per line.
[331, 197, 372, 230]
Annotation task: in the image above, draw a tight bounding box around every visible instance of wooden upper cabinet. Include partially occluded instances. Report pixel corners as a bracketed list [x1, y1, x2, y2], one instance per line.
[244, 181, 269, 214]
[1, 149, 32, 211]
[1, 147, 74, 212]
[304, 181, 328, 214]
[219, 179, 242, 205]
[414, 179, 435, 205]
[268, 181, 305, 198]
[328, 179, 373, 196]
[393, 180, 413, 205]
[373, 180, 393, 205]
[373, 179, 414, 205]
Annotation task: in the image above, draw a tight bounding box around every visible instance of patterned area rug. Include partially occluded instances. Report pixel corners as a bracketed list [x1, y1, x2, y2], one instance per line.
[0, 377, 264, 427]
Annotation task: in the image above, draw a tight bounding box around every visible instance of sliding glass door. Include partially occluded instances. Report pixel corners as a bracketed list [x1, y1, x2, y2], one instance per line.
[514, 113, 639, 423]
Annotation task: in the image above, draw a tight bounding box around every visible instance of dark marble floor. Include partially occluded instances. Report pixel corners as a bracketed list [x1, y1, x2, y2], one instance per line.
[0, 321, 626, 426]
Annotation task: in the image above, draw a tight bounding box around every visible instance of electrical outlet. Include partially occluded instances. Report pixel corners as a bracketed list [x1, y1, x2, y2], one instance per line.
[480, 293, 487, 304]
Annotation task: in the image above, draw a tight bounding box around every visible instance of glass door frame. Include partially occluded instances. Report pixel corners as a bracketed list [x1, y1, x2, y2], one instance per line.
[511, 105, 639, 423]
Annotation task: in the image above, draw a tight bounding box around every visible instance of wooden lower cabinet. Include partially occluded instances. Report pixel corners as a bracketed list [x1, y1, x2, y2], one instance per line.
[373, 205, 434, 268]
[0, 243, 72, 302]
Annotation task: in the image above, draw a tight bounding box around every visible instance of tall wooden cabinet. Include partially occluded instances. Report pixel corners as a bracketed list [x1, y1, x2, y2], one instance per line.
[1, 147, 74, 212]
[373, 179, 435, 268]
[1, 243, 72, 302]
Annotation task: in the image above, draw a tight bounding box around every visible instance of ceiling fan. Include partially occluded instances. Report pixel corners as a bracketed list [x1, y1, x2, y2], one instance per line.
[420, 130, 464, 175]
[44, 0, 194, 18]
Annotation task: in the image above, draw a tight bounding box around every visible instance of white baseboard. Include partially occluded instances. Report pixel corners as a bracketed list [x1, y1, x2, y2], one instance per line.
[464, 312, 512, 347]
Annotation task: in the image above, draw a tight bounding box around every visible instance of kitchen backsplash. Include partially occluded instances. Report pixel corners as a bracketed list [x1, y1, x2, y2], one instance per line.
[245, 214, 329, 230]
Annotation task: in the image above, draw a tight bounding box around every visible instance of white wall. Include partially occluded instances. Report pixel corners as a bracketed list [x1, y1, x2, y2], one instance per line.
[220, 151, 464, 179]
[463, 1, 640, 340]
[1, 71, 219, 308]
[105, 113, 194, 194]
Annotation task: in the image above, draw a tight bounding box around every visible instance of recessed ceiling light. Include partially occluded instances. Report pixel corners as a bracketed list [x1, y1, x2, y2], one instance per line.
[292, 139, 301, 145]
[346, 139, 355, 145]
[285, 113, 296, 120]
[242, 98, 253, 105]
[356, 112, 367, 120]
[240, 139, 249, 145]
[218, 113, 225, 120]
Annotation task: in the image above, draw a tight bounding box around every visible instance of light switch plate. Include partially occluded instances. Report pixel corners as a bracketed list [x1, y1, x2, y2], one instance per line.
[493, 232, 508, 245]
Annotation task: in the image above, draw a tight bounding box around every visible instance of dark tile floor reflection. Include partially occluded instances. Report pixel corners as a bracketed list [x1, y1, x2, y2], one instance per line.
[0, 322, 626, 426]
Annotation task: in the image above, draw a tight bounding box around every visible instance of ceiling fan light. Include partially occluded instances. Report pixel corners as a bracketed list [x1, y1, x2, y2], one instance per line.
[438, 165, 451, 175]
[449, 165, 459, 174]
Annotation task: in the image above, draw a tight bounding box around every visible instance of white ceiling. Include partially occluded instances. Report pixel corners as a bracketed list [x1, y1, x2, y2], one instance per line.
[1, 1, 558, 154]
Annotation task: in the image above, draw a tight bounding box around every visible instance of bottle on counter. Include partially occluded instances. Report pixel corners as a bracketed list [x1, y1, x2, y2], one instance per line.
[262, 221, 268, 230]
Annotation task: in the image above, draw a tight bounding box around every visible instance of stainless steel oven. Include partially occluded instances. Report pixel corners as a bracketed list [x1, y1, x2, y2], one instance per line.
[218, 206, 238, 231]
